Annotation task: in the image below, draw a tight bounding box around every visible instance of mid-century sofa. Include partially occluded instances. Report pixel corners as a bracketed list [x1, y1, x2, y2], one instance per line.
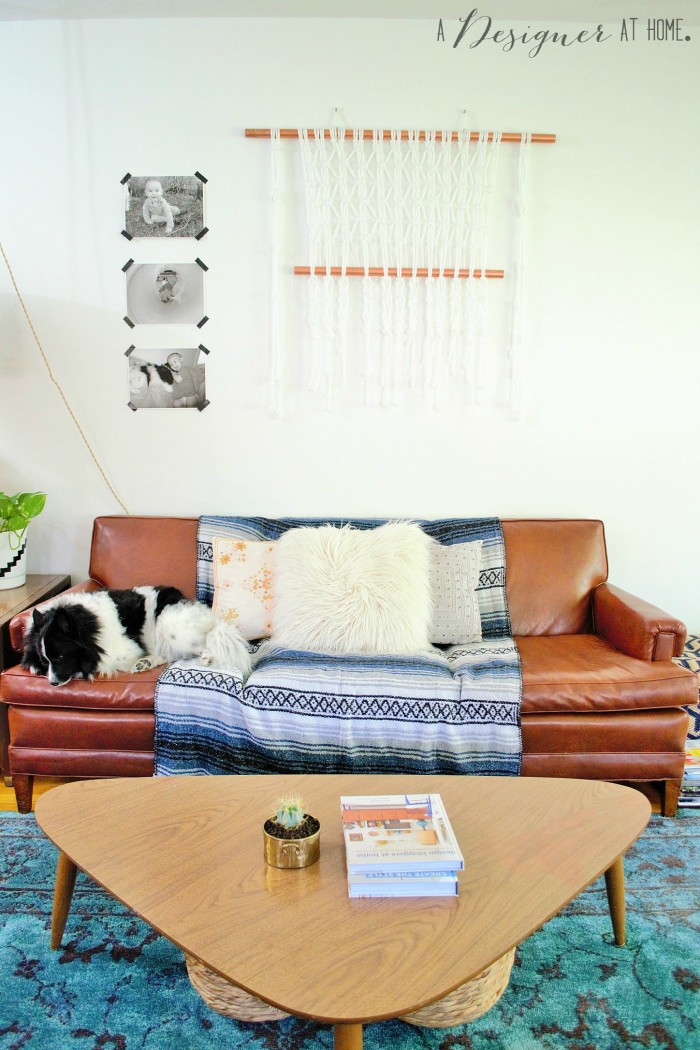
[0, 516, 695, 815]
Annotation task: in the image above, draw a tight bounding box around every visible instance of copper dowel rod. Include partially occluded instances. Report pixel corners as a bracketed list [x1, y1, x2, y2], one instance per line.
[294, 266, 504, 279]
[246, 129, 555, 144]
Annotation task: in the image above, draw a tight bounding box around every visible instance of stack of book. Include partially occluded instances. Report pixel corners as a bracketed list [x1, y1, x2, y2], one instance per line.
[679, 747, 700, 808]
[340, 793, 463, 898]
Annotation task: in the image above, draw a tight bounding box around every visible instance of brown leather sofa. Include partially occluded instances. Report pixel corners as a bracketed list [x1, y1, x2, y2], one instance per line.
[1, 516, 695, 815]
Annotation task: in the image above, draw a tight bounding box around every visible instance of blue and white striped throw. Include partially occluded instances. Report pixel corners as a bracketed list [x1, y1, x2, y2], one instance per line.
[154, 517, 522, 778]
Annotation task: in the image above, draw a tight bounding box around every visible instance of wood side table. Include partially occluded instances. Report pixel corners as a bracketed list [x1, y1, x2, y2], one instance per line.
[0, 573, 71, 784]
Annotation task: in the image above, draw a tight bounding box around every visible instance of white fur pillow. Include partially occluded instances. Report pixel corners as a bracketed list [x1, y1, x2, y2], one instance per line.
[272, 522, 434, 654]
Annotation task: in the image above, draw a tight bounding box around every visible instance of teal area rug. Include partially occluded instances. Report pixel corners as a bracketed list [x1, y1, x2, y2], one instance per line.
[1, 811, 698, 1049]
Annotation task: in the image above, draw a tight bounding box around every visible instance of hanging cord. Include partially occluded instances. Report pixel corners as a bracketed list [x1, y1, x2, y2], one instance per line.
[1, 241, 129, 514]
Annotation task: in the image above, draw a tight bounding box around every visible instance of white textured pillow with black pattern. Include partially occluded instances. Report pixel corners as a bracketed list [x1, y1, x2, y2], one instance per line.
[429, 540, 483, 645]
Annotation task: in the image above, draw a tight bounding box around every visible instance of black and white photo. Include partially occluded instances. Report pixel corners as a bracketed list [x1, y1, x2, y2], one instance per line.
[128, 348, 207, 409]
[123, 175, 205, 238]
[124, 262, 206, 326]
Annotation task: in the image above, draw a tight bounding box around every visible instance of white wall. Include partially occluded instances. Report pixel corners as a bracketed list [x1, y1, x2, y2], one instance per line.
[1, 15, 698, 629]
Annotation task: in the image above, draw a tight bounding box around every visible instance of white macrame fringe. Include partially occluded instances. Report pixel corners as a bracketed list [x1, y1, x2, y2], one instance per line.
[508, 132, 532, 418]
[288, 125, 529, 411]
[269, 127, 283, 415]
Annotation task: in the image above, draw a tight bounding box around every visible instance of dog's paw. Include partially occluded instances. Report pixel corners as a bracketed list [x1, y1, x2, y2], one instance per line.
[199, 648, 213, 667]
[132, 656, 154, 672]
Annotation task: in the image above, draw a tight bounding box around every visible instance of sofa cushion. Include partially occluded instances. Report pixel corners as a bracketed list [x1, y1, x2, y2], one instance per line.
[519, 635, 698, 715]
[502, 520, 607, 635]
[0, 663, 160, 710]
[155, 638, 523, 778]
[7, 636, 694, 720]
[90, 516, 199, 597]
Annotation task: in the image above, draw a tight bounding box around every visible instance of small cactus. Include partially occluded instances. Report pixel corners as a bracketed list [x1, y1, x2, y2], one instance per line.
[275, 795, 305, 829]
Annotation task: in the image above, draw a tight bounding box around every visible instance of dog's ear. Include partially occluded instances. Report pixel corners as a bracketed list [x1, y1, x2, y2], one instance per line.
[32, 608, 44, 628]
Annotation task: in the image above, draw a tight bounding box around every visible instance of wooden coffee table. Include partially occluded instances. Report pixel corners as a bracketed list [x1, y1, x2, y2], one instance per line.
[35, 775, 650, 1050]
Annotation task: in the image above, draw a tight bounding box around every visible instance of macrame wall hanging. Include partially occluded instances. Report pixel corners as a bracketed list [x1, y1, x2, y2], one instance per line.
[248, 125, 555, 416]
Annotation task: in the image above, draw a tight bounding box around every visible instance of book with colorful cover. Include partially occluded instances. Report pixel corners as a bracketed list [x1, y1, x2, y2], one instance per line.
[683, 749, 700, 779]
[340, 793, 464, 874]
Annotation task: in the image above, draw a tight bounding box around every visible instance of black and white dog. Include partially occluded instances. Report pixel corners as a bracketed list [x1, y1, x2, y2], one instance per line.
[23, 586, 251, 686]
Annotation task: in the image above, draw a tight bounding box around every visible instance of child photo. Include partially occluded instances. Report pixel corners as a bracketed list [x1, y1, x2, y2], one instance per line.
[128, 348, 207, 410]
[123, 174, 205, 238]
[124, 262, 206, 325]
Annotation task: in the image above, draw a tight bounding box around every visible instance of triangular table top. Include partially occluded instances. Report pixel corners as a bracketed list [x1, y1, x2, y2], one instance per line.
[36, 774, 650, 1049]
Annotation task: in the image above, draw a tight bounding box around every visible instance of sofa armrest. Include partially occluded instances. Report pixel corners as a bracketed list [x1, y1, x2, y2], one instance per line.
[593, 582, 687, 662]
[8, 580, 103, 653]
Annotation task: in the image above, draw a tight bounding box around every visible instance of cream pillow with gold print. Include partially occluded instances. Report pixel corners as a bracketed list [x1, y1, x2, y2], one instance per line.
[212, 537, 276, 640]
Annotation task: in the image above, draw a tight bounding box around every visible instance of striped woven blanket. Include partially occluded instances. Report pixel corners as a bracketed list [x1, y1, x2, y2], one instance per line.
[154, 517, 522, 778]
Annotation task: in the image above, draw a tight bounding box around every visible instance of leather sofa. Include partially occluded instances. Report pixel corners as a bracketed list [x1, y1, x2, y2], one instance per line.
[1, 516, 695, 815]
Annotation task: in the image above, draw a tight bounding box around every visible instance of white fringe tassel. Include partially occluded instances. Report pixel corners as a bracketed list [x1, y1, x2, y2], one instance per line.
[294, 125, 519, 409]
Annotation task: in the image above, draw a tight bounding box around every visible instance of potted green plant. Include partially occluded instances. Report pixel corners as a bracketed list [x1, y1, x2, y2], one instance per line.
[263, 794, 321, 869]
[0, 491, 46, 591]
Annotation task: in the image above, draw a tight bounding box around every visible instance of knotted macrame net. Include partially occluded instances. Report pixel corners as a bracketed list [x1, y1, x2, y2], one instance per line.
[269, 128, 531, 415]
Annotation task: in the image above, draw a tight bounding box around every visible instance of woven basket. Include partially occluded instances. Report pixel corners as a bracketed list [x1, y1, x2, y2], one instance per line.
[185, 954, 290, 1021]
[185, 946, 514, 1028]
[401, 947, 515, 1027]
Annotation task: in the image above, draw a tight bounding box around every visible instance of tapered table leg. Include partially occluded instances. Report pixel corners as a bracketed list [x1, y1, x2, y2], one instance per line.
[604, 856, 626, 947]
[334, 1022, 363, 1050]
[51, 851, 78, 950]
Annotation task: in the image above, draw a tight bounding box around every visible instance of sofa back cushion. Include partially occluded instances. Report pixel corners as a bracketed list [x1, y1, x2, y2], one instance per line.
[88, 516, 608, 637]
[502, 519, 608, 636]
[90, 516, 199, 597]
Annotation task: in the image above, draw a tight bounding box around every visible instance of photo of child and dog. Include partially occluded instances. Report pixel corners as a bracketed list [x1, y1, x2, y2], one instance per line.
[128, 348, 206, 410]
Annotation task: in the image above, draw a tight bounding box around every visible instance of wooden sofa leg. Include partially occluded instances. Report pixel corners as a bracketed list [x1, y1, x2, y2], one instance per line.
[13, 774, 34, 813]
[663, 778, 682, 817]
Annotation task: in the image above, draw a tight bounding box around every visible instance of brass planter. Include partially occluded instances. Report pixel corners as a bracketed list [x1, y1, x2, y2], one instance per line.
[263, 819, 320, 869]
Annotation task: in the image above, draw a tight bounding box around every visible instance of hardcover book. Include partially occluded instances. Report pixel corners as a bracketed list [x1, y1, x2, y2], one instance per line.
[347, 870, 458, 898]
[340, 793, 464, 874]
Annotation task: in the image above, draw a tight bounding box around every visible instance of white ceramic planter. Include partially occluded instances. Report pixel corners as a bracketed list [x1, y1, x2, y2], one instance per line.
[0, 529, 28, 590]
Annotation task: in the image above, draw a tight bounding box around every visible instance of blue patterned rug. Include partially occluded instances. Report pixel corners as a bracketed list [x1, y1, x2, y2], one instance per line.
[1, 811, 698, 1049]
[675, 634, 700, 746]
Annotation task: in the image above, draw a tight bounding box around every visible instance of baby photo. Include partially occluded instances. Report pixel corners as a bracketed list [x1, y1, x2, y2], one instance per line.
[128, 348, 207, 410]
[123, 175, 205, 238]
[124, 263, 206, 325]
